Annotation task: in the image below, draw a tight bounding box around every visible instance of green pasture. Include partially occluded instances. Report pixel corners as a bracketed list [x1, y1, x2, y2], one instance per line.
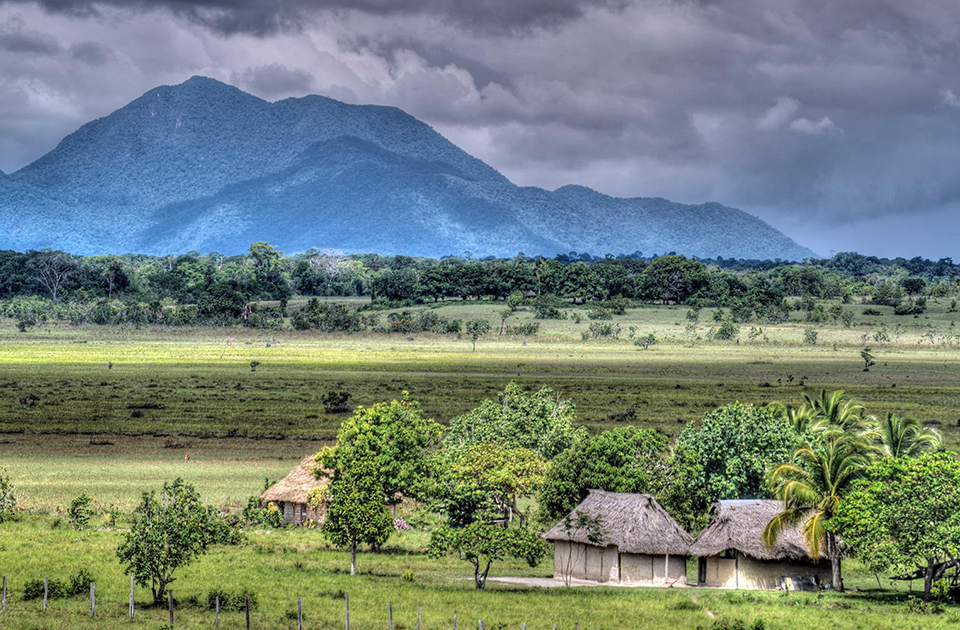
[0, 518, 955, 630]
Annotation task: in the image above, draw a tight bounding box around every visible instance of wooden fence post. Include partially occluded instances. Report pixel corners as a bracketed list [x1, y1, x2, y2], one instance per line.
[298, 596, 303, 630]
[129, 574, 135, 620]
[43, 576, 48, 613]
[389, 601, 394, 630]
[215, 596, 220, 629]
[453, 613, 457, 630]
[2, 575, 6, 614]
[345, 592, 350, 630]
[168, 589, 174, 627]
[418, 605, 422, 630]
[479, 619, 484, 630]
[245, 595, 251, 630]
[90, 582, 95, 617]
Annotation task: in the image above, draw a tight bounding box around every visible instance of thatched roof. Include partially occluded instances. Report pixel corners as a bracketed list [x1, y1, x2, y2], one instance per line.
[261, 455, 328, 504]
[690, 499, 824, 562]
[543, 490, 693, 556]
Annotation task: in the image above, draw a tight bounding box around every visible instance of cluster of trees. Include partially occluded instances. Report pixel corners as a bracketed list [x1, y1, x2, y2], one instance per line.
[302, 383, 953, 598]
[2, 245, 958, 330]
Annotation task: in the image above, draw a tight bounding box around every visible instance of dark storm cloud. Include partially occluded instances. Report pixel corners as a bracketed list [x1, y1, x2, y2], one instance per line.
[0, 0, 626, 34]
[0, 14, 59, 52]
[4, 0, 960, 256]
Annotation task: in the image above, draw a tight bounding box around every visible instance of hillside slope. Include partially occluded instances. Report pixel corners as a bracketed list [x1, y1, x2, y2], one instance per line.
[1, 76, 817, 259]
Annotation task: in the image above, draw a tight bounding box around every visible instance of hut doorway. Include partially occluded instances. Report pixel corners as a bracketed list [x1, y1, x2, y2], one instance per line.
[698, 557, 707, 585]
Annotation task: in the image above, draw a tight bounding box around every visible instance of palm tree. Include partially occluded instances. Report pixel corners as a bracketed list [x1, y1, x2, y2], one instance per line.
[762, 428, 875, 592]
[877, 413, 942, 458]
[801, 390, 872, 432]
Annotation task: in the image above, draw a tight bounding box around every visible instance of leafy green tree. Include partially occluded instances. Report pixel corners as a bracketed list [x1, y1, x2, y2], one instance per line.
[429, 522, 546, 589]
[317, 395, 444, 507]
[442, 443, 548, 527]
[537, 426, 668, 525]
[465, 318, 491, 351]
[673, 402, 798, 515]
[639, 255, 708, 304]
[877, 413, 942, 458]
[444, 382, 583, 460]
[311, 463, 393, 575]
[117, 478, 221, 604]
[830, 453, 960, 598]
[762, 429, 875, 592]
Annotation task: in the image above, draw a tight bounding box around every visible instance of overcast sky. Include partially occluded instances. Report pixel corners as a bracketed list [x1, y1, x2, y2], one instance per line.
[2, 0, 960, 258]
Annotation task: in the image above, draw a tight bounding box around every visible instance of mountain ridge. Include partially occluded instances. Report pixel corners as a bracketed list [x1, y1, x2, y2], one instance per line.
[1, 76, 817, 260]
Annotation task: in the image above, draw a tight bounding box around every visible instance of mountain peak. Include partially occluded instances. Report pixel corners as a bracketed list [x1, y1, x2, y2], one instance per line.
[1, 77, 816, 260]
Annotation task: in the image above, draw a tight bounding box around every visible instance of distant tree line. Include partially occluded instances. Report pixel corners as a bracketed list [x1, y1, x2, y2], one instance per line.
[1, 244, 957, 329]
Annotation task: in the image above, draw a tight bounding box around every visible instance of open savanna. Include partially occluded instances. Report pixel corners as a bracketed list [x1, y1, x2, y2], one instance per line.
[2, 299, 960, 508]
[0, 517, 955, 630]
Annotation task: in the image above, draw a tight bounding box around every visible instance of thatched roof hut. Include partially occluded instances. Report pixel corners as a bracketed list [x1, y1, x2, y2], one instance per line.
[690, 499, 831, 590]
[690, 499, 817, 561]
[544, 490, 692, 584]
[261, 455, 328, 525]
[544, 490, 692, 555]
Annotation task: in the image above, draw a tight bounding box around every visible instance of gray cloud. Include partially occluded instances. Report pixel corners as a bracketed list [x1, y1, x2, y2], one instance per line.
[3, 0, 960, 257]
[69, 40, 109, 64]
[232, 63, 315, 99]
[0, 14, 59, 52]
[0, 0, 625, 34]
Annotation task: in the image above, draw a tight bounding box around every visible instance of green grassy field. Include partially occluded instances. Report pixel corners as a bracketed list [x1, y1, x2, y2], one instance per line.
[0, 518, 955, 630]
[1, 300, 959, 627]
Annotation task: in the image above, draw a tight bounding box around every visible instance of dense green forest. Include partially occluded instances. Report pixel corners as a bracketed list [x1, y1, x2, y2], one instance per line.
[1, 244, 955, 330]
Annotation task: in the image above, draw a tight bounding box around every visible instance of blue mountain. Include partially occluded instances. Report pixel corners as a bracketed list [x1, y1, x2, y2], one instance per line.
[0, 76, 816, 259]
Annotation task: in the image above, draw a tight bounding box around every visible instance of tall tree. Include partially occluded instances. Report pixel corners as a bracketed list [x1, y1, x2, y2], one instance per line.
[311, 462, 393, 575]
[29, 250, 75, 302]
[831, 453, 960, 599]
[762, 429, 875, 592]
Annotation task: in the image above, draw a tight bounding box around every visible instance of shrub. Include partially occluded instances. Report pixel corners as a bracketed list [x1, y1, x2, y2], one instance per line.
[0, 468, 19, 522]
[504, 322, 540, 336]
[586, 304, 612, 320]
[634, 333, 657, 349]
[321, 387, 352, 414]
[68, 493, 95, 530]
[803, 329, 819, 345]
[712, 320, 739, 341]
[532, 294, 565, 319]
[66, 569, 95, 597]
[24, 578, 66, 600]
[206, 587, 259, 612]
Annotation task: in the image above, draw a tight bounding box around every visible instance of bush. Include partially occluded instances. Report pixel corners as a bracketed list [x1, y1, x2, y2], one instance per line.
[68, 493, 94, 530]
[321, 387, 352, 414]
[504, 322, 540, 336]
[634, 333, 657, 349]
[712, 320, 739, 341]
[803, 329, 819, 345]
[0, 468, 18, 522]
[586, 303, 612, 320]
[67, 569, 95, 597]
[24, 578, 66, 600]
[532, 294, 565, 319]
[206, 587, 259, 612]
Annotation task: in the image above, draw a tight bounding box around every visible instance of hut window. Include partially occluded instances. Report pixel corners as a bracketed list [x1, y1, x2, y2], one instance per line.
[719, 549, 737, 560]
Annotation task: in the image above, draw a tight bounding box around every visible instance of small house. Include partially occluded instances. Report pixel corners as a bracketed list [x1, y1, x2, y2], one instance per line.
[261, 455, 328, 526]
[544, 490, 692, 585]
[690, 499, 832, 590]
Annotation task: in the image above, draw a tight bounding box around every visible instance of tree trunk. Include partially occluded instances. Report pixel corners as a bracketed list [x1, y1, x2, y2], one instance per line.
[828, 533, 843, 592]
[924, 558, 936, 600]
[350, 539, 357, 576]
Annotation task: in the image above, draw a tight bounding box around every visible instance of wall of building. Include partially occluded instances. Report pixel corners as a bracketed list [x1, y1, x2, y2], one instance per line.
[553, 543, 686, 585]
[620, 553, 686, 584]
[700, 553, 832, 590]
